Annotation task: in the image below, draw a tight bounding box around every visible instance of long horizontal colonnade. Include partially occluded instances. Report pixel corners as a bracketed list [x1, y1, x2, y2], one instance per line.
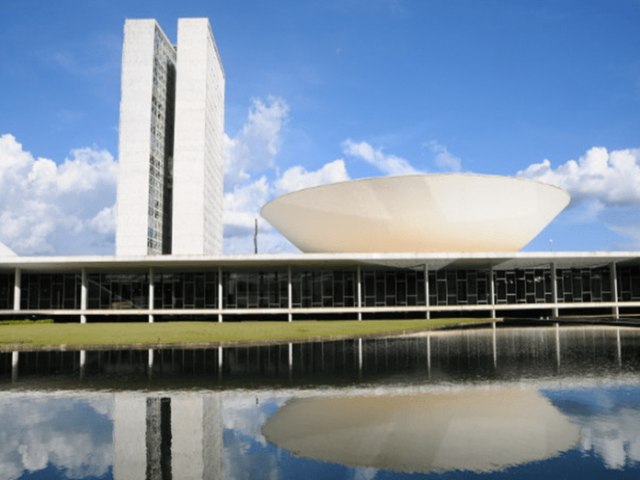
[0, 252, 639, 322]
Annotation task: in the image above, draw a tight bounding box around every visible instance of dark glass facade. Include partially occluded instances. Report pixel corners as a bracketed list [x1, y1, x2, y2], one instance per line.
[619, 266, 640, 301]
[21, 272, 81, 310]
[0, 262, 639, 316]
[293, 270, 356, 308]
[430, 270, 491, 306]
[495, 269, 553, 305]
[363, 269, 425, 307]
[88, 272, 149, 309]
[223, 271, 287, 309]
[0, 273, 13, 310]
[556, 267, 612, 303]
[154, 271, 217, 309]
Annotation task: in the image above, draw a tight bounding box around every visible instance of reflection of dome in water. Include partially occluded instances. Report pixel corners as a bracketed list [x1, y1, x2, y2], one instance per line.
[261, 174, 570, 253]
[262, 389, 579, 474]
[0, 241, 16, 257]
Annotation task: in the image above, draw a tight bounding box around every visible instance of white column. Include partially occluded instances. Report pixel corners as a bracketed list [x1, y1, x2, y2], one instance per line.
[217, 267, 223, 323]
[555, 322, 561, 367]
[80, 268, 88, 324]
[287, 266, 292, 322]
[424, 265, 430, 319]
[492, 325, 497, 368]
[79, 350, 86, 379]
[13, 268, 21, 311]
[490, 267, 496, 319]
[611, 262, 619, 319]
[616, 327, 622, 366]
[357, 265, 362, 321]
[148, 268, 155, 323]
[426, 334, 431, 375]
[11, 351, 18, 383]
[551, 263, 559, 318]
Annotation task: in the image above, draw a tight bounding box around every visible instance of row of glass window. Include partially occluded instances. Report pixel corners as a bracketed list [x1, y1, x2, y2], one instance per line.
[1, 266, 639, 311]
[146, 54, 175, 256]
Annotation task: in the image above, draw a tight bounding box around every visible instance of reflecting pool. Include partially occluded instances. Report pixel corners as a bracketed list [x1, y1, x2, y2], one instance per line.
[1, 326, 640, 479]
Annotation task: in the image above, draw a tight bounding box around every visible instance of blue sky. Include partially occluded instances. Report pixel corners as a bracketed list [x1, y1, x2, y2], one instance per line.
[0, 0, 639, 254]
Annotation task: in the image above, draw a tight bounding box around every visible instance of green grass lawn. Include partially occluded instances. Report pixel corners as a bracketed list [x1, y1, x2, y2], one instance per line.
[0, 318, 495, 350]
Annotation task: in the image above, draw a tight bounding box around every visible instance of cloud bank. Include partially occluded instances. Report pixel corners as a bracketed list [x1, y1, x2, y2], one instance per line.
[518, 146, 640, 248]
[224, 96, 290, 187]
[0, 396, 113, 480]
[0, 134, 116, 255]
[518, 147, 640, 206]
[426, 140, 462, 172]
[223, 97, 350, 253]
[342, 138, 419, 175]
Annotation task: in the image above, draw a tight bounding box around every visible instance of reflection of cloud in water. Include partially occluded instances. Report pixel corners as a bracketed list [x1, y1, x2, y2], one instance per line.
[223, 395, 287, 480]
[545, 387, 640, 470]
[0, 396, 113, 480]
[353, 467, 378, 480]
[224, 396, 287, 446]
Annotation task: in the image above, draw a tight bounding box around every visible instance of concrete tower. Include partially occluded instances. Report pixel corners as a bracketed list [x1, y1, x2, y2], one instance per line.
[115, 18, 224, 256]
[116, 19, 176, 256]
[172, 18, 225, 255]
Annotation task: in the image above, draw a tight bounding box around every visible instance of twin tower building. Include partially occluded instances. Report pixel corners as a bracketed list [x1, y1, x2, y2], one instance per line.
[115, 18, 225, 256]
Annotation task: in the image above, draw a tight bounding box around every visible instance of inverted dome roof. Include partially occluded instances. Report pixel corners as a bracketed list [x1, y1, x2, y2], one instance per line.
[261, 174, 570, 253]
[263, 389, 579, 474]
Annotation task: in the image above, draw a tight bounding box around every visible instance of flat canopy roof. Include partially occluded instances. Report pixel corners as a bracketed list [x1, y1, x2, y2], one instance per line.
[0, 251, 639, 272]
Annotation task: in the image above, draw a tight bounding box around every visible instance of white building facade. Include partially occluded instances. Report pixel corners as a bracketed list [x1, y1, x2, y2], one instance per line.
[172, 19, 225, 255]
[116, 18, 224, 257]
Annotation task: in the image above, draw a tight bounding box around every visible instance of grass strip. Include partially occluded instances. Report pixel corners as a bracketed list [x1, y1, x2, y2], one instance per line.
[0, 318, 495, 350]
[0, 319, 54, 326]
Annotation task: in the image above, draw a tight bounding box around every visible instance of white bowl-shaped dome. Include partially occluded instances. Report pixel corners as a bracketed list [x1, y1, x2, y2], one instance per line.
[261, 174, 570, 253]
[262, 389, 579, 474]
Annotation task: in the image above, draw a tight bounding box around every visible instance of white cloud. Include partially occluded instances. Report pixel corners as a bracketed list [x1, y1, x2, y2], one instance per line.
[518, 147, 640, 206]
[427, 140, 462, 172]
[518, 146, 640, 248]
[274, 159, 350, 195]
[222, 176, 295, 254]
[569, 404, 640, 470]
[224, 396, 286, 480]
[89, 206, 115, 236]
[0, 134, 116, 255]
[224, 96, 289, 188]
[222, 97, 351, 254]
[0, 396, 113, 480]
[342, 139, 419, 176]
[222, 159, 349, 254]
[224, 176, 270, 240]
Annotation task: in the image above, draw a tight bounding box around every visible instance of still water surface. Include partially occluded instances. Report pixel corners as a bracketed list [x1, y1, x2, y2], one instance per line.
[1, 326, 640, 479]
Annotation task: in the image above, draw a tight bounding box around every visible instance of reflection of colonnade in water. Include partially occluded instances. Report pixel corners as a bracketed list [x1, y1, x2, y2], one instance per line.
[112, 393, 223, 480]
[4, 326, 639, 384]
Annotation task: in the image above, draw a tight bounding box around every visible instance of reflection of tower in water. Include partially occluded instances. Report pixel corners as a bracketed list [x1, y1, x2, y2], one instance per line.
[113, 393, 223, 479]
[146, 398, 172, 479]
